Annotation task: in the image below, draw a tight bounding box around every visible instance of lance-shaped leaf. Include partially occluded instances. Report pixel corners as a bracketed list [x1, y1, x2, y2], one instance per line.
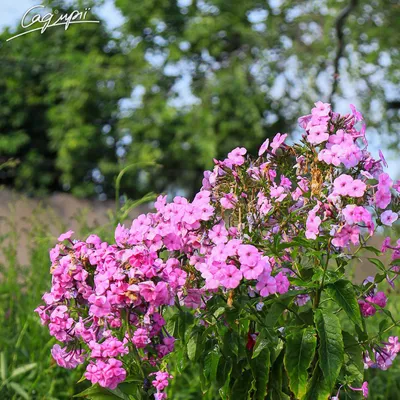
[250, 348, 270, 400]
[326, 280, 362, 328]
[284, 327, 317, 399]
[303, 363, 331, 400]
[342, 331, 364, 385]
[314, 309, 344, 393]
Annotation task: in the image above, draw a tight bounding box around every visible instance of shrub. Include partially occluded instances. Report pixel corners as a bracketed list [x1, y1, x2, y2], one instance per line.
[35, 102, 400, 399]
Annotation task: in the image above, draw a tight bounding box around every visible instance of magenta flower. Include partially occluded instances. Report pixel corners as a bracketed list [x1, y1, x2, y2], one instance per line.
[275, 272, 290, 294]
[372, 291, 387, 308]
[238, 244, 260, 266]
[350, 104, 363, 121]
[132, 328, 150, 348]
[375, 189, 392, 209]
[347, 179, 366, 198]
[58, 230, 74, 241]
[151, 371, 173, 392]
[51, 344, 85, 369]
[256, 274, 277, 297]
[350, 381, 368, 398]
[240, 261, 264, 280]
[227, 147, 247, 166]
[307, 125, 329, 145]
[220, 265, 243, 289]
[333, 174, 354, 196]
[313, 101, 331, 117]
[270, 133, 287, 154]
[88, 295, 111, 318]
[220, 193, 238, 209]
[85, 359, 126, 389]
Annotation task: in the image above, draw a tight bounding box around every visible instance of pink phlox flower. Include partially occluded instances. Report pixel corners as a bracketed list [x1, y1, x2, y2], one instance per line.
[132, 328, 151, 348]
[258, 138, 270, 156]
[151, 371, 173, 392]
[305, 211, 321, 240]
[227, 147, 247, 166]
[270, 133, 287, 154]
[375, 189, 392, 209]
[220, 193, 238, 209]
[238, 244, 260, 266]
[379, 150, 388, 168]
[333, 174, 354, 196]
[312, 101, 331, 117]
[208, 221, 229, 244]
[85, 359, 126, 389]
[347, 179, 366, 198]
[270, 185, 287, 202]
[350, 104, 363, 121]
[219, 264, 243, 289]
[307, 124, 329, 145]
[349, 381, 368, 398]
[256, 273, 277, 297]
[275, 272, 290, 294]
[58, 230, 74, 242]
[381, 210, 398, 226]
[51, 344, 85, 369]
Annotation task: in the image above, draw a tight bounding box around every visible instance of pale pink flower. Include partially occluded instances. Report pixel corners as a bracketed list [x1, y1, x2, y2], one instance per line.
[381, 210, 398, 226]
[270, 133, 287, 154]
[258, 138, 270, 156]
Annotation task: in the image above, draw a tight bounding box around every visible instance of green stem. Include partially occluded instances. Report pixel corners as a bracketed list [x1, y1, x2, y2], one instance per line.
[115, 162, 159, 214]
[126, 309, 145, 379]
[313, 240, 331, 309]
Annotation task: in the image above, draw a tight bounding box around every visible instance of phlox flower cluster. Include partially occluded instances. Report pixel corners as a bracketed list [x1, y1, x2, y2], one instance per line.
[36, 101, 400, 398]
[364, 336, 400, 371]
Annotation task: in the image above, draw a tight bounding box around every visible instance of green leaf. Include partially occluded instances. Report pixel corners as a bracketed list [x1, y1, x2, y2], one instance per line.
[314, 309, 344, 393]
[342, 332, 364, 385]
[187, 331, 199, 361]
[88, 395, 122, 400]
[204, 349, 221, 384]
[284, 327, 317, 398]
[363, 246, 382, 256]
[9, 382, 30, 400]
[10, 363, 37, 379]
[326, 280, 363, 328]
[216, 357, 232, 397]
[250, 348, 270, 400]
[367, 258, 386, 272]
[0, 352, 7, 381]
[259, 300, 291, 341]
[303, 363, 331, 400]
[252, 334, 269, 359]
[230, 370, 253, 400]
[74, 384, 121, 399]
[267, 352, 290, 400]
[374, 273, 386, 283]
[214, 307, 226, 318]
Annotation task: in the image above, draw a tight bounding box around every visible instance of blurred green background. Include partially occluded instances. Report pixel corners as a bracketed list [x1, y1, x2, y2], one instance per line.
[0, 0, 399, 398]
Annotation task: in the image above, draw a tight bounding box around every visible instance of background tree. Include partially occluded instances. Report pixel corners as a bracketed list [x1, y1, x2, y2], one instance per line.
[0, 2, 132, 198]
[0, 0, 399, 199]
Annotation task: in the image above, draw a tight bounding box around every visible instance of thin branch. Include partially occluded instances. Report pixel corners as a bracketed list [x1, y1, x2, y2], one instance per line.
[329, 0, 359, 107]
